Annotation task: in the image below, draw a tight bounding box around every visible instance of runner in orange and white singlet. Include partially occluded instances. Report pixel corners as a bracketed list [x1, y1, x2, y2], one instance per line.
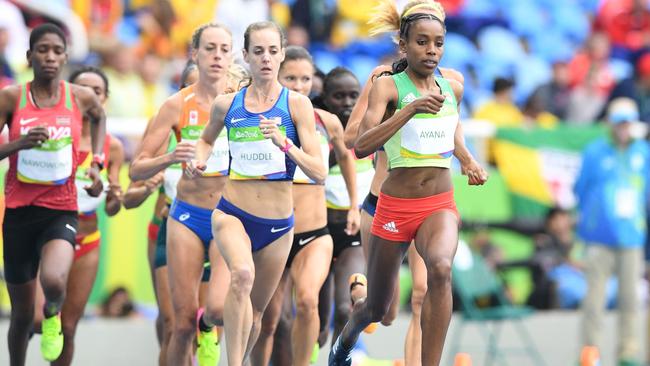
[129, 23, 234, 366]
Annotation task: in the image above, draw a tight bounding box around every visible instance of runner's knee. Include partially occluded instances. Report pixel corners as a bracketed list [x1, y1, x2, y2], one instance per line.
[426, 257, 452, 286]
[172, 312, 197, 341]
[230, 264, 254, 298]
[295, 290, 318, 317]
[40, 274, 66, 301]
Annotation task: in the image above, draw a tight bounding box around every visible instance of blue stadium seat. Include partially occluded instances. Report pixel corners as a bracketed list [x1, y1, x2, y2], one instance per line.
[459, 0, 499, 17]
[477, 26, 525, 64]
[528, 30, 576, 63]
[476, 61, 514, 91]
[506, 1, 547, 38]
[443, 33, 479, 71]
[609, 58, 634, 82]
[514, 55, 552, 103]
[312, 50, 341, 74]
[552, 4, 590, 44]
[345, 55, 377, 84]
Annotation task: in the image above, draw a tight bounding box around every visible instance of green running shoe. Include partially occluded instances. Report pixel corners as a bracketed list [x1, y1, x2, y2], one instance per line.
[310, 342, 320, 364]
[196, 308, 220, 366]
[41, 313, 63, 361]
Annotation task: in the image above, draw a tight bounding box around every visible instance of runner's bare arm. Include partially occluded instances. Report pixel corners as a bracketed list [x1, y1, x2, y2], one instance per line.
[0, 86, 46, 160]
[74, 85, 107, 167]
[343, 65, 391, 149]
[447, 78, 487, 185]
[322, 109, 360, 234]
[105, 137, 124, 216]
[286, 93, 327, 183]
[124, 117, 168, 208]
[74, 85, 106, 196]
[324, 110, 358, 207]
[123, 174, 164, 209]
[189, 94, 232, 176]
[130, 94, 188, 181]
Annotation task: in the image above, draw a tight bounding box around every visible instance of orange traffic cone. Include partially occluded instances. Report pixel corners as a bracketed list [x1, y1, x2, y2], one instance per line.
[453, 353, 472, 366]
[579, 346, 600, 366]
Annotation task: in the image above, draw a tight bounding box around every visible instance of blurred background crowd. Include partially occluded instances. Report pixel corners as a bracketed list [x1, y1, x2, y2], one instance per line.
[0, 0, 648, 324]
[0, 0, 647, 124]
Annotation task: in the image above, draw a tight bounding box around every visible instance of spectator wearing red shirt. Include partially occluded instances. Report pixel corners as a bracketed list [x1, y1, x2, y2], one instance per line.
[568, 32, 617, 98]
[598, 0, 650, 53]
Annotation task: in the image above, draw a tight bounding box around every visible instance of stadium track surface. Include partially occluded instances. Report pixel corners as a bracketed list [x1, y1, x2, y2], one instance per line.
[1, 311, 644, 365]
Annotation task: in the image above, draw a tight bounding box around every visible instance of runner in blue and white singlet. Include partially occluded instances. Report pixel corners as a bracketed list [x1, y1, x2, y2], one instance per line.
[188, 21, 327, 365]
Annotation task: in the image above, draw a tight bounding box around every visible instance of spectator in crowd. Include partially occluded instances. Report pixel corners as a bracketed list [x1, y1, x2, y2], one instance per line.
[575, 97, 650, 366]
[568, 32, 616, 98]
[72, 0, 121, 33]
[288, 0, 336, 45]
[597, 0, 650, 56]
[100, 287, 138, 318]
[214, 0, 270, 55]
[474, 77, 524, 164]
[135, 0, 176, 59]
[528, 61, 572, 121]
[604, 52, 650, 123]
[470, 228, 503, 271]
[566, 68, 608, 125]
[0, 0, 29, 68]
[473, 77, 524, 127]
[137, 51, 169, 119]
[167, 0, 218, 56]
[0, 22, 14, 89]
[522, 93, 559, 129]
[286, 23, 310, 48]
[101, 42, 148, 118]
[527, 208, 587, 310]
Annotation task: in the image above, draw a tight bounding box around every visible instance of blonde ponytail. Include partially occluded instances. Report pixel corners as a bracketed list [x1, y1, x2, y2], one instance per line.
[226, 63, 251, 93]
[404, 0, 446, 21]
[368, 0, 401, 38]
[368, 0, 446, 41]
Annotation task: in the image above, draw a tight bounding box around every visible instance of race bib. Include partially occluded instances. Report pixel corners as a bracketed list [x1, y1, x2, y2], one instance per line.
[75, 167, 107, 213]
[229, 126, 287, 179]
[163, 164, 183, 202]
[400, 115, 457, 159]
[293, 131, 329, 184]
[17, 136, 73, 185]
[325, 159, 374, 209]
[180, 126, 229, 176]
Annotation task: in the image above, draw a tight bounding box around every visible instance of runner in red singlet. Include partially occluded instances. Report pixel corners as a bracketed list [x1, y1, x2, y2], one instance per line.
[32, 66, 124, 366]
[0, 24, 106, 365]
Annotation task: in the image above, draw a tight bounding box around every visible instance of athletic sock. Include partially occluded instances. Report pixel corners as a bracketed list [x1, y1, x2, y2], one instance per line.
[43, 302, 60, 319]
[198, 314, 214, 333]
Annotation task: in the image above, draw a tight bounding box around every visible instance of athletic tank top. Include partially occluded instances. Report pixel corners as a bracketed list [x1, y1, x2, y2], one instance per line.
[384, 72, 458, 170]
[325, 154, 374, 210]
[76, 135, 111, 215]
[5, 81, 83, 210]
[224, 86, 300, 181]
[173, 84, 229, 176]
[163, 133, 181, 204]
[293, 111, 330, 184]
